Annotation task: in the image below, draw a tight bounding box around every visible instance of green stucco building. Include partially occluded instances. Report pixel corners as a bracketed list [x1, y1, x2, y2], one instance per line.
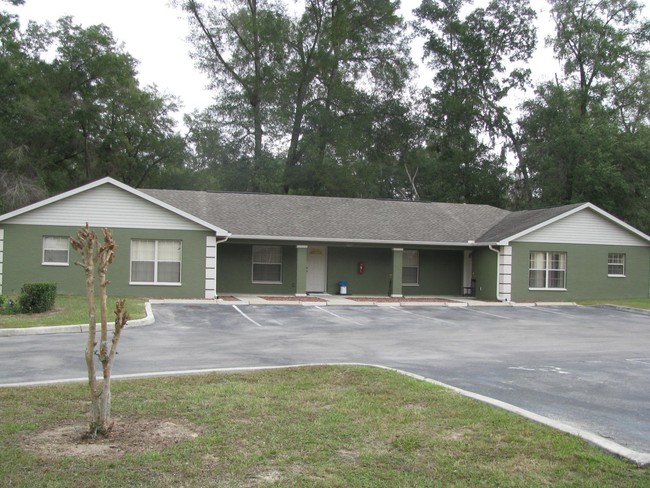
[1, 178, 648, 302]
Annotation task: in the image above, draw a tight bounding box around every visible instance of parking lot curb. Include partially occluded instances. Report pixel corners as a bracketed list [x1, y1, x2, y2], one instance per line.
[381, 365, 650, 468]
[594, 304, 650, 316]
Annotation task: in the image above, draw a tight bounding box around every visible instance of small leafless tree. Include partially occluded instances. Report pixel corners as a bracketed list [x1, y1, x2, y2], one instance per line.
[71, 224, 129, 437]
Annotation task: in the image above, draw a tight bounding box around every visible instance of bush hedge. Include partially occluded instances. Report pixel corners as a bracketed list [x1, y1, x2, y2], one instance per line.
[18, 283, 57, 314]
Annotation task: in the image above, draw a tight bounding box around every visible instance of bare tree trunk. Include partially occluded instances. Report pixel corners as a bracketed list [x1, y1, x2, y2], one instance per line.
[71, 225, 100, 431]
[404, 164, 420, 201]
[72, 225, 129, 437]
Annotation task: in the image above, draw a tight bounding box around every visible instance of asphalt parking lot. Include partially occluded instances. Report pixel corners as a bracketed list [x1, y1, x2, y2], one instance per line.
[1, 303, 649, 462]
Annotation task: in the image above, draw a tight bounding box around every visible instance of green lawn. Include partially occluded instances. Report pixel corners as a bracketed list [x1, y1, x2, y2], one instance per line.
[1, 366, 647, 487]
[0, 295, 146, 328]
[578, 298, 650, 310]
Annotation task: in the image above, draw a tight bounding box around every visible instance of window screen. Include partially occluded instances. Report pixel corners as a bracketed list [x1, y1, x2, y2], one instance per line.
[252, 246, 282, 283]
[43, 236, 69, 265]
[130, 239, 181, 284]
[402, 250, 419, 285]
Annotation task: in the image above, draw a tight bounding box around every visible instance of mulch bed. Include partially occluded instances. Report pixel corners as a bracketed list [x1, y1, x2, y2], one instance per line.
[260, 296, 327, 302]
[347, 297, 456, 303]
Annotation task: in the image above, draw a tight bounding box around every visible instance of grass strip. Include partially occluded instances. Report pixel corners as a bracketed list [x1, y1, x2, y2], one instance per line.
[578, 298, 650, 310]
[0, 295, 146, 328]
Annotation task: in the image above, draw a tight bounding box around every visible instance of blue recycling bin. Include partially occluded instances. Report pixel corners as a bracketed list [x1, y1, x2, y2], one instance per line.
[338, 280, 348, 295]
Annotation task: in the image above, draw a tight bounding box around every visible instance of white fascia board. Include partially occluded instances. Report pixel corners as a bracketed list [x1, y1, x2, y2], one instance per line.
[0, 177, 230, 237]
[497, 203, 650, 246]
[230, 234, 479, 247]
[0, 177, 113, 222]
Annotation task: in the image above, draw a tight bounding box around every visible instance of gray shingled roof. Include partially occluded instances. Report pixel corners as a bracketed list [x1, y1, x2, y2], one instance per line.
[142, 189, 512, 244]
[477, 203, 585, 243]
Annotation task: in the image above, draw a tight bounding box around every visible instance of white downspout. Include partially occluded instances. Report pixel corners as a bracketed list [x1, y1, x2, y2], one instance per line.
[214, 234, 231, 299]
[488, 245, 504, 302]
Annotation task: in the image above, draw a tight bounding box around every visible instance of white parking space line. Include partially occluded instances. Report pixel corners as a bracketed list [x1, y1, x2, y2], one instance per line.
[523, 307, 577, 318]
[390, 306, 453, 324]
[508, 365, 571, 375]
[627, 358, 650, 366]
[455, 307, 512, 320]
[315, 306, 364, 326]
[232, 305, 263, 327]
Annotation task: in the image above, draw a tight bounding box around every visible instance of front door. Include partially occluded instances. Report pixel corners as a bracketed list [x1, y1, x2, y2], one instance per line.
[306, 246, 327, 293]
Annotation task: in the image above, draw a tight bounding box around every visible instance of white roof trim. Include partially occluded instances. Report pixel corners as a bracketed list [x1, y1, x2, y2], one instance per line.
[0, 177, 231, 237]
[497, 203, 650, 245]
[230, 234, 479, 247]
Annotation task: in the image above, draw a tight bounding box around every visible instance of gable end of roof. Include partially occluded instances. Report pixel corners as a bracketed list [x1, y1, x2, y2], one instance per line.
[0, 177, 230, 236]
[479, 203, 650, 245]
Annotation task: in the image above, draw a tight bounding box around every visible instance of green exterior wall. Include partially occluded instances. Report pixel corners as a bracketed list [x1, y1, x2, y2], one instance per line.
[8, 222, 645, 302]
[217, 242, 298, 294]
[406, 249, 464, 296]
[326, 247, 465, 296]
[1, 224, 211, 298]
[510, 242, 650, 301]
[472, 248, 498, 301]
[216, 243, 467, 297]
[326, 247, 393, 295]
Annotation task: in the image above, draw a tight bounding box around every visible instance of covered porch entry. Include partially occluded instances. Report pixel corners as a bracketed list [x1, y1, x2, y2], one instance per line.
[296, 245, 472, 297]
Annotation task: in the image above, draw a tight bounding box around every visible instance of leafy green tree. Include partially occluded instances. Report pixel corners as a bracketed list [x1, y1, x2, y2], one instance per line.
[520, 82, 650, 232]
[184, 107, 267, 191]
[178, 0, 289, 192]
[279, 0, 412, 195]
[0, 10, 187, 210]
[414, 0, 535, 204]
[0, 10, 53, 211]
[548, 0, 650, 116]
[179, 0, 413, 196]
[517, 0, 650, 231]
[49, 17, 186, 190]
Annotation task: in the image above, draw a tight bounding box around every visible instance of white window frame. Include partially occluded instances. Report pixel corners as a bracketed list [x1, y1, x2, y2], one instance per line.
[607, 253, 626, 277]
[130, 239, 182, 286]
[402, 250, 419, 286]
[42, 236, 70, 266]
[528, 251, 567, 291]
[252, 245, 283, 284]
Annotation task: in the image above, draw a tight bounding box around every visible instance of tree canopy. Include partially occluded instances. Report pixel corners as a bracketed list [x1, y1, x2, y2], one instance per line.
[3, 0, 650, 233]
[0, 10, 186, 212]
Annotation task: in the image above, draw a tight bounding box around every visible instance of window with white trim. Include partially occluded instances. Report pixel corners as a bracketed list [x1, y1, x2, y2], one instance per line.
[130, 239, 182, 285]
[42, 236, 69, 265]
[608, 253, 625, 277]
[529, 251, 566, 290]
[402, 250, 419, 285]
[252, 245, 282, 283]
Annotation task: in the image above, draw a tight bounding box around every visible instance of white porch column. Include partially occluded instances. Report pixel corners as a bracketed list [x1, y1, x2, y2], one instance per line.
[204, 235, 217, 299]
[0, 229, 4, 295]
[498, 246, 512, 302]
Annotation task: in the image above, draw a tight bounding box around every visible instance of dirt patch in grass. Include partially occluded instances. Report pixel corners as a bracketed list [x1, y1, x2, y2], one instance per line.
[21, 417, 200, 460]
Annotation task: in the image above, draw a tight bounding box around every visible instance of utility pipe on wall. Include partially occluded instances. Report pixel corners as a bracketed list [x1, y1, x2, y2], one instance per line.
[488, 245, 505, 302]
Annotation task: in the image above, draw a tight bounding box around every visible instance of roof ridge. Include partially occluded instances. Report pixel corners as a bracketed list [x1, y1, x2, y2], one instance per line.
[143, 188, 504, 209]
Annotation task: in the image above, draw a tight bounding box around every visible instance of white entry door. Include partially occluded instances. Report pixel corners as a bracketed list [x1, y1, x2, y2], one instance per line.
[306, 246, 327, 293]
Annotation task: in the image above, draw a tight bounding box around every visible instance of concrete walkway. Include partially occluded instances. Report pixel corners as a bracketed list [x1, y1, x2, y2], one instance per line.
[215, 294, 575, 307]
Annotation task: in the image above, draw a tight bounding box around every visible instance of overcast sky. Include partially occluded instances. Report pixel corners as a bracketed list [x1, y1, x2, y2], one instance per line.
[5, 0, 648, 126]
